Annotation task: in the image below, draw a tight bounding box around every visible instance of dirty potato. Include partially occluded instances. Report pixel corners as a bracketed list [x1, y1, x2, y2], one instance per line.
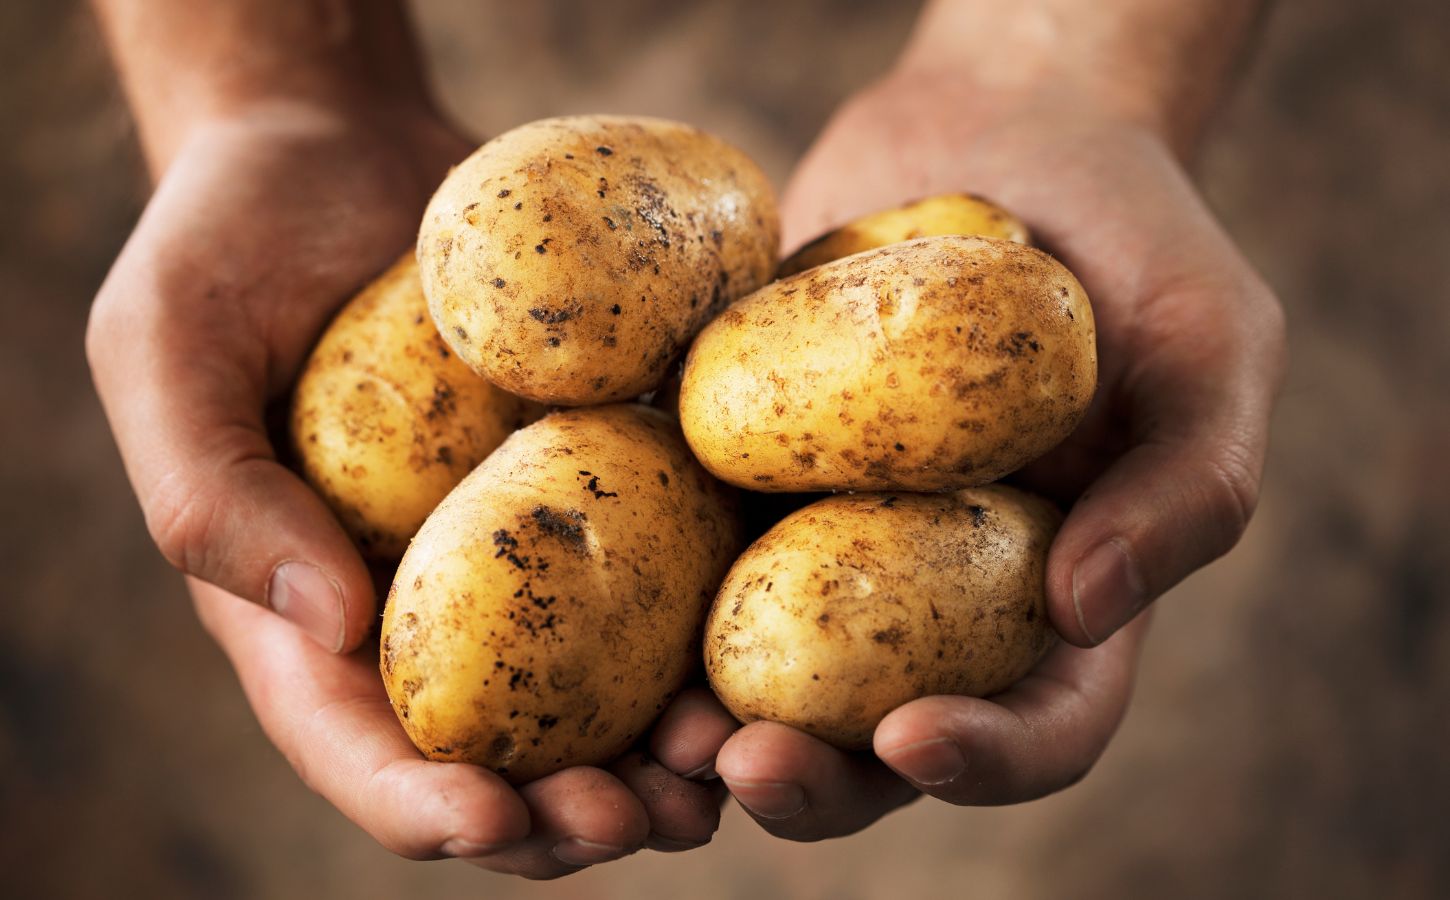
[705, 485, 1059, 749]
[417, 115, 780, 406]
[777, 193, 1030, 277]
[290, 254, 540, 560]
[679, 235, 1096, 492]
[381, 405, 743, 783]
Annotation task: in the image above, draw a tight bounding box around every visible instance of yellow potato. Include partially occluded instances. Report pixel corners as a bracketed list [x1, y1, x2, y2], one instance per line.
[680, 235, 1096, 492]
[381, 405, 743, 783]
[777, 193, 1030, 277]
[418, 115, 780, 406]
[705, 485, 1059, 749]
[290, 255, 540, 560]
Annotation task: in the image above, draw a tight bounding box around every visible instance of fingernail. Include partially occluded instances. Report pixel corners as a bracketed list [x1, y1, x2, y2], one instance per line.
[723, 779, 806, 819]
[441, 838, 508, 858]
[880, 738, 966, 786]
[550, 838, 630, 867]
[682, 761, 718, 781]
[1072, 538, 1146, 645]
[646, 834, 709, 853]
[268, 561, 346, 652]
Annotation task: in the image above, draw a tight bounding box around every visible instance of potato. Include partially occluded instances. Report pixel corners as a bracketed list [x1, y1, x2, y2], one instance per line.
[679, 235, 1096, 492]
[705, 485, 1059, 749]
[777, 193, 1030, 277]
[290, 255, 540, 560]
[380, 405, 743, 783]
[417, 115, 780, 406]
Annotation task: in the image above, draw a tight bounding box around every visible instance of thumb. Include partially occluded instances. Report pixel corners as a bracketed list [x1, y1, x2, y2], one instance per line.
[1046, 286, 1286, 646]
[88, 258, 376, 653]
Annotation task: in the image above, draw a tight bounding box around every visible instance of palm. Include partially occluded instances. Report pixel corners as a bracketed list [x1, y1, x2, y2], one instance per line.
[135, 112, 464, 399]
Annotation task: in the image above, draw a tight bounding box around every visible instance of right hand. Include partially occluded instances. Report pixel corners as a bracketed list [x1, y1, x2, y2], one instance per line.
[680, 63, 1285, 842]
[88, 100, 725, 877]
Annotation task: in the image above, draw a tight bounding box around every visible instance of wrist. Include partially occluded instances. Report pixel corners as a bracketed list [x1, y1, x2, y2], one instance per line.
[94, 0, 445, 176]
[150, 83, 442, 173]
[877, 59, 1181, 158]
[144, 87, 459, 180]
[892, 1, 1255, 161]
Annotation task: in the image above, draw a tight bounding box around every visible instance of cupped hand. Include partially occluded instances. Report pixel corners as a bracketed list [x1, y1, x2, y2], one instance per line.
[89, 100, 726, 876]
[662, 68, 1285, 839]
[87, 99, 465, 650]
[780, 69, 1286, 648]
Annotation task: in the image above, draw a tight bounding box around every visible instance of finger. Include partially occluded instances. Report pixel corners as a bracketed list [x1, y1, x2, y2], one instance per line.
[611, 751, 726, 851]
[88, 176, 378, 651]
[715, 721, 917, 842]
[1046, 283, 1287, 645]
[648, 686, 740, 779]
[875, 615, 1149, 805]
[461, 768, 653, 879]
[191, 579, 531, 858]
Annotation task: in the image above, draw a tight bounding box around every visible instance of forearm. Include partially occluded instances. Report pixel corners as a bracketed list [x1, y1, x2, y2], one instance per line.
[898, 0, 1269, 156]
[92, 0, 434, 173]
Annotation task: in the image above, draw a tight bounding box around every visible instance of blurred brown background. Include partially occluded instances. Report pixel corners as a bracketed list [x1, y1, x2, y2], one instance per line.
[3, 1, 1448, 897]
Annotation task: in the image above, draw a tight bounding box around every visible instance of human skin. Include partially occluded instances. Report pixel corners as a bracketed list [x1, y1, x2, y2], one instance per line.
[86, 0, 724, 879]
[650, 0, 1287, 838]
[86, 0, 1287, 866]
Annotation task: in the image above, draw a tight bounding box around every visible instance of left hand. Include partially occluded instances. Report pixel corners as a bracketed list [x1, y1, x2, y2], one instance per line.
[85, 97, 727, 877]
[654, 64, 1283, 837]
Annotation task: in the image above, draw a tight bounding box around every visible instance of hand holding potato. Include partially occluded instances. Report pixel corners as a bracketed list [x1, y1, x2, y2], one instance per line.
[707, 486, 1060, 748]
[682, 38, 1284, 838]
[86, 99, 729, 878]
[90, 0, 1285, 877]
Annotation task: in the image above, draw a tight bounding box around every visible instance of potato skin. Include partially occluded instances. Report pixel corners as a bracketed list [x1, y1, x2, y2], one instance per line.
[418, 115, 780, 406]
[679, 235, 1096, 492]
[777, 193, 1030, 277]
[705, 486, 1059, 749]
[290, 255, 540, 560]
[381, 405, 743, 783]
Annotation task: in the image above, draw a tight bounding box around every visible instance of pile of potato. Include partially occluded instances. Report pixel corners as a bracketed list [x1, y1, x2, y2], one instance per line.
[289, 115, 1096, 781]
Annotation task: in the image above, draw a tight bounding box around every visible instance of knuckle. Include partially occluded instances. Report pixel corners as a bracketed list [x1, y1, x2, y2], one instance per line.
[1245, 274, 1287, 333]
[1261, 295, 1288, 351]
[1237, 278, 1289, 385]
[144, 472, 223, 578]
[187, 585, 227, 640]
[1195, 448, 1261, 555]
[1261, 298, 1290, 390]
[291, 698, 372, 804]
[83, 291, 122, 376]
[285, 744, 321, 797]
